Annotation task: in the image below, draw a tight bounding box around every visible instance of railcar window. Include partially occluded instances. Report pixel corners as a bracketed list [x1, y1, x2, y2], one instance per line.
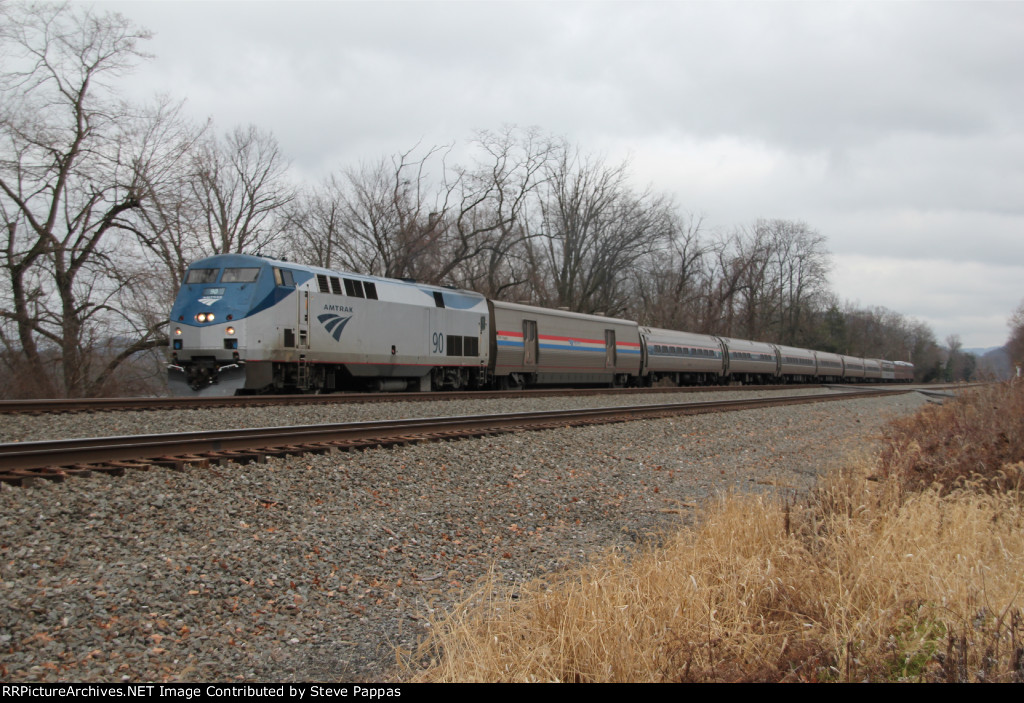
[364, 282, 378, 300]
[221, 267, 260, 283]
[185, 268, 219, 284]
[330, 277, 342, 295]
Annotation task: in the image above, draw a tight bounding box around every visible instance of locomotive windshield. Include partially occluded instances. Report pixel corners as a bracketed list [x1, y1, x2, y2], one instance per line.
[183, 267, 261, 284]
[221, 267, 260, 283]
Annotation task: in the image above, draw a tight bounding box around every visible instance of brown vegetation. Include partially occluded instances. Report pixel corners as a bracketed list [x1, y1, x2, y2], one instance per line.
[409, 383, 1024, 682]
[878, 382, 1024, 494]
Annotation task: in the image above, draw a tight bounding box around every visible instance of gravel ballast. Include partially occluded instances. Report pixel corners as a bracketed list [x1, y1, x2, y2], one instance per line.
[0, 388, 840, 443]
[0, 390, 930, 682]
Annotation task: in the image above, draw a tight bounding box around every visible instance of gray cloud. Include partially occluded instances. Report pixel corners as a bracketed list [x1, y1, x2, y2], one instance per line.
[103, 0, 1024, 348]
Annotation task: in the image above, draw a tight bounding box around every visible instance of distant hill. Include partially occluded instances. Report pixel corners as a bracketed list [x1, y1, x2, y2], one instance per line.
[974, 346, 1015, 380]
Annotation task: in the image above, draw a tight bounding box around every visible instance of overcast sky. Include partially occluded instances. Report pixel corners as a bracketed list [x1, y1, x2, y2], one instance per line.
[99, 0, 1024, 349]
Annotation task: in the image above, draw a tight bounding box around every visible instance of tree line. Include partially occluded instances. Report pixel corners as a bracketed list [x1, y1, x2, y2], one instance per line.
[0, 3, 960, 398]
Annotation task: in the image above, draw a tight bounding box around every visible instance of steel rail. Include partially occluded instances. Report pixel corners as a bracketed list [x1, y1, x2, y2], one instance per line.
[0, 388, 909, 479]
[0, 383, 840, 415]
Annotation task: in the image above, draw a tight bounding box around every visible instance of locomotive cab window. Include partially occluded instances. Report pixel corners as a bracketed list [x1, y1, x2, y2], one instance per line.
[185, 268, 219, 284]
[273, 268, 295, 287]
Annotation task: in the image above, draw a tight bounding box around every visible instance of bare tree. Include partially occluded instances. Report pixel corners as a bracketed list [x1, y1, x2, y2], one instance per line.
[0, 2, 175, 397]
[701, 220, 832, 343]
[765, 219, 831, 344]
[629, 211, 709, 329]
[191, 124, 294, 256]
[436, 127, 555, 295]
[285, 174, 348, 270]
[943, 334, 974, 382]
[1007, 300, 1024, 375]
[119, 100, 209, 307]
[300, 143, 449, 280]
[284, 127, 556, 296]
[536, 145, 675, 316]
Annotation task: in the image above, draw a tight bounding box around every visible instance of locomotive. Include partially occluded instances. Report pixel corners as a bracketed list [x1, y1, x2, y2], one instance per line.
[167, 254, 914, 396]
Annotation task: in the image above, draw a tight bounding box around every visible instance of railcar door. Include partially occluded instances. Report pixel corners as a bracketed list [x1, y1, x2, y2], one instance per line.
[523, 319, 538, 367]
[605, 330, 616, 368]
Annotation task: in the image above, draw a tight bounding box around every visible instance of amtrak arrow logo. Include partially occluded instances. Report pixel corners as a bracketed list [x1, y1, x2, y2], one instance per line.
[318, 313, 352, 342]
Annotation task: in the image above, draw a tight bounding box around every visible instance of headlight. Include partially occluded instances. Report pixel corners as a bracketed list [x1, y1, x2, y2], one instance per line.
[175, 328, 182, 336]
[226, 326, 235, 335]
[194, 312, 216, 323]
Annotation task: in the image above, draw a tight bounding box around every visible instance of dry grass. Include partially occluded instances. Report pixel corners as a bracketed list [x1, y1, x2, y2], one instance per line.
[878, 382, 1024, 494]
[408, 383, 1024, 682]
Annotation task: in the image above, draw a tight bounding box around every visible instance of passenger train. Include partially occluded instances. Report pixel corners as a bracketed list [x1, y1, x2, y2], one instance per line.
[168, 254, 915, 395]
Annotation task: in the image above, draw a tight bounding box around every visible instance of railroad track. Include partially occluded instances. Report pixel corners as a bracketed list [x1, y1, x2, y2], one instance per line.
[0, 383, 836, 415]
[0, 387, 911, 486]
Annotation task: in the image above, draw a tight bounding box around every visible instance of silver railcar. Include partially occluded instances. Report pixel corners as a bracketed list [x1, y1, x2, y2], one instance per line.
[639, 327, 725, 386]
[490, 301, 641, 388]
